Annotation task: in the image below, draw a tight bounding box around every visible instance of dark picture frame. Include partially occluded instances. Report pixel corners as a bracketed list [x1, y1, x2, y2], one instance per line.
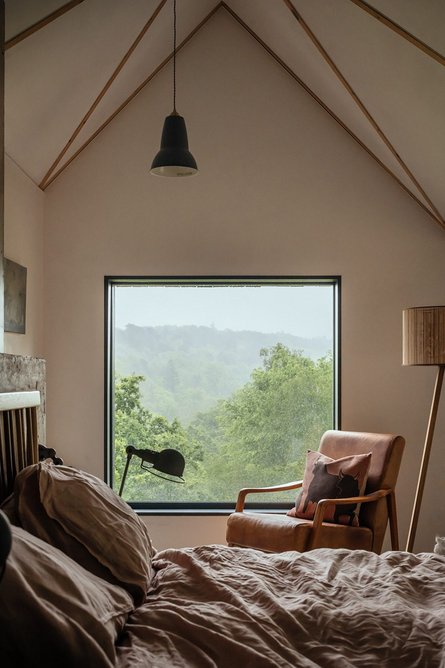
[4, 258, 27, 334]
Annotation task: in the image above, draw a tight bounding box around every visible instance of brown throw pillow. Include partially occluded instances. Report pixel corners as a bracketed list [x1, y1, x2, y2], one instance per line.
[0, 526, 133, 667]
[287, 450, 372, 526]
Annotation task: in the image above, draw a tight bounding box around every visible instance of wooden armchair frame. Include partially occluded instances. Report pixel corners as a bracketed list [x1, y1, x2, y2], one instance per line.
[235, 482, 400, 551]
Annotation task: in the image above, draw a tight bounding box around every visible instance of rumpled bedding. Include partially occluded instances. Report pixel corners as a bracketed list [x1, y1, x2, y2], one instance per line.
[116, 546, 445, 667]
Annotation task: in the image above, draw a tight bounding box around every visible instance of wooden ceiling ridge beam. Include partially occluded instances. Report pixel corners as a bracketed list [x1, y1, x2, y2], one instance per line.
[39, 0, 169, 190]
[221, 2, 444, 231]
[282, 0, 444, 226]
[5, 0, 86, 50]
[42, 2, 224, 191]
[348, 0, 445, 68]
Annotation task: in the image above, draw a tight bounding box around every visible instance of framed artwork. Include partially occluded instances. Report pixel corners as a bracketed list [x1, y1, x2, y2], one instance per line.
[4, 258, 27, 334]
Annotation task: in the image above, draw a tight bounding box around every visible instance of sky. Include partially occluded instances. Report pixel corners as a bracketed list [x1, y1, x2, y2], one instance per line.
[114, 283, 334, 339]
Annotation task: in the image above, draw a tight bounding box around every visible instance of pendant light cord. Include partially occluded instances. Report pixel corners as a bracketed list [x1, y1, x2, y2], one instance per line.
[173, 0, 177, 113]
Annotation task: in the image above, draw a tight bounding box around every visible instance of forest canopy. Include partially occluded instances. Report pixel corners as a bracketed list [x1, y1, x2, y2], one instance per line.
[114, 343, 334, 505]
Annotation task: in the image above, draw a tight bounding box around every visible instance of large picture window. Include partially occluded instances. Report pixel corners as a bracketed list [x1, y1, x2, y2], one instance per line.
[105, 277, 340, 511]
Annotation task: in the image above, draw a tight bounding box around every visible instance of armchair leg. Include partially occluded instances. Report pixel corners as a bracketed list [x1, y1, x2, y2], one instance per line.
[387, 492, 399, 551]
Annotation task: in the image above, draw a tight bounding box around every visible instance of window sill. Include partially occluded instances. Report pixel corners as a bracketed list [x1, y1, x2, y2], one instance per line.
[133, 507, 289, 517]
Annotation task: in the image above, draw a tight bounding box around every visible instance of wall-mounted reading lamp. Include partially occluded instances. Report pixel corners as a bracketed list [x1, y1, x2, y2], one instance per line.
[118, 445, 185, 497]
[0, 511, 12, 583]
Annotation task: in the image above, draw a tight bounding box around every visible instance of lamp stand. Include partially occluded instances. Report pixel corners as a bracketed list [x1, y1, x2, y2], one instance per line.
[405, 365, 444, 552]
[118, 450, 133, 497]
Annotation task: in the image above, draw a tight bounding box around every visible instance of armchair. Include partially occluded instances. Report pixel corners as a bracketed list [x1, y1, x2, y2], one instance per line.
[226, 430, 405, 554]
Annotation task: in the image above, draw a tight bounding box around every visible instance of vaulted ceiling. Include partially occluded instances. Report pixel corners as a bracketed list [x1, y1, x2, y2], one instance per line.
[5, 0, 445, 230]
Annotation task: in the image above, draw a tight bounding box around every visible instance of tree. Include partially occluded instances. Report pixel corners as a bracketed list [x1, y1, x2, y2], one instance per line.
[114, 345, 334, 505]
[190, 344, 333, 501]
[114, 375, 203, 502]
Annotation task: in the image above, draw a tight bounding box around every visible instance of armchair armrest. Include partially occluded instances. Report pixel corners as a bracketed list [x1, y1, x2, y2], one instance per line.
[309, 488, 399, 551]
[235, 480, 303, 512]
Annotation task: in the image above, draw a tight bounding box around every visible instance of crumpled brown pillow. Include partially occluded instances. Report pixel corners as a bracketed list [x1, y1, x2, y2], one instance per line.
[15, 461, 155, 605]
[0, 525, 133, 667]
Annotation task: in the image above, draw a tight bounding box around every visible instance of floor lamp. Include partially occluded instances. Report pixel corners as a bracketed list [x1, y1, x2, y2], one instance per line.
[403, 306, 445, 552]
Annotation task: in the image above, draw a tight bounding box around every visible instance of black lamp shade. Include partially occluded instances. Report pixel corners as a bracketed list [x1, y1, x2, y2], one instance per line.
[150, 113, 197, 177]
[154, 448, 185, 478]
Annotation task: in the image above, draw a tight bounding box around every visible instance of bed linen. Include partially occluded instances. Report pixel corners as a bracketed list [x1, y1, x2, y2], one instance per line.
[117, 545, 445, 668]
[0, 525, 133, 668]
[2, 459, 444, 667]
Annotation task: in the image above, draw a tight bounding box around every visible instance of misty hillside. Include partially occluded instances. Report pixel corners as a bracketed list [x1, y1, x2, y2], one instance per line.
[115, 325, 331, 423]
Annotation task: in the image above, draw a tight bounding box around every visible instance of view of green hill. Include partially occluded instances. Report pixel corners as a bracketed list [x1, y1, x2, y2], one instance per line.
[115, 325, 331, 424]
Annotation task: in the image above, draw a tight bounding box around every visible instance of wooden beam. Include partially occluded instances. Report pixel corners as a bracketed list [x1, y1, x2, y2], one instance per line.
[349, 0, 445, 68]
[222, 2, 444, 231]
[282, 0, 444, 225]
[5, 0, 85, 50]
[39, 0, 168, 189]
[42, 2, 223, 190]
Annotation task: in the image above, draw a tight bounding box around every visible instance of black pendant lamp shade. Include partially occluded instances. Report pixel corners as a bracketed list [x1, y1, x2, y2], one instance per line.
[150, 112, 197, 177]
[150, 0, 197, 177]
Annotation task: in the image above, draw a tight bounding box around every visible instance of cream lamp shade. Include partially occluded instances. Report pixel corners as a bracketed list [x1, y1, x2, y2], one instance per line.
[402, 306, 445, 366]
[402, 305, 445, 552]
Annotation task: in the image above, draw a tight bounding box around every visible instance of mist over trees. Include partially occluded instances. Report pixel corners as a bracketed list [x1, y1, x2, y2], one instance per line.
[115, 324, 331, 423]
[114, 342, 333, 504]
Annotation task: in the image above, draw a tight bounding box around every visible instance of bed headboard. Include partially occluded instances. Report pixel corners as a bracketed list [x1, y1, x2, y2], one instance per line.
[0, 391, 40, 503]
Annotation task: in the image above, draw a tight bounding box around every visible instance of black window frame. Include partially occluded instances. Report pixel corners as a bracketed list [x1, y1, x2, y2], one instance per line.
[105, 276, 341, 515]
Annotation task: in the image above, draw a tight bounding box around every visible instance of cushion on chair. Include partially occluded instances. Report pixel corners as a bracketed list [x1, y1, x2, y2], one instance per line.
[318, 431, 405, 552]
[287, 450, 372, 526]
[226, 511, 373, 552]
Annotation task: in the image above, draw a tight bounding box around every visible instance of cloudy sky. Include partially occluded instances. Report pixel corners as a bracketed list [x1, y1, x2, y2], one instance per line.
[114, 283, 334, 340]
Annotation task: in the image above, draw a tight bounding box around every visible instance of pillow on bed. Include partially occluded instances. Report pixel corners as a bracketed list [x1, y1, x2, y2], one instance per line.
[287, 450, 371, 526]
[15, 465, 126, 589]
[15, 461, 155, 605]
[0, 525, 133, 668]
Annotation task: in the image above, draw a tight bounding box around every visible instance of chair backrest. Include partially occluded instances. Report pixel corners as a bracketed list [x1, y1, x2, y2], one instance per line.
[319, 430, 405, 552]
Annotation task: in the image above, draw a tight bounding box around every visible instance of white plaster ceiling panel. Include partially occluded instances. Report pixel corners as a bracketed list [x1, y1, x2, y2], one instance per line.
[226, 0, 435, 215]
[5, 0, 68, 41]
[291, 0, 445, 218]
[369, 0, 445, 56]
[5, 0, 162, 184]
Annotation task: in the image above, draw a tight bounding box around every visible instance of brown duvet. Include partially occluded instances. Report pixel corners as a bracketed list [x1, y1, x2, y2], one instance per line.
[116, 545, 445, 667]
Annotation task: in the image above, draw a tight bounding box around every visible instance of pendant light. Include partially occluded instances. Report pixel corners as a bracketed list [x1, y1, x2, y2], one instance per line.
[150, 0, 197, 177]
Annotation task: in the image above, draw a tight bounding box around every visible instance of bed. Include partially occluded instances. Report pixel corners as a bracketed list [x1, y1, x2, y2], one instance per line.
[1, 392, 444, 667]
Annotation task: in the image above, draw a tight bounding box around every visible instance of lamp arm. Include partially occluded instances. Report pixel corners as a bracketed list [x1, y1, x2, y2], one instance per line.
[126, 445, 158, 464]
